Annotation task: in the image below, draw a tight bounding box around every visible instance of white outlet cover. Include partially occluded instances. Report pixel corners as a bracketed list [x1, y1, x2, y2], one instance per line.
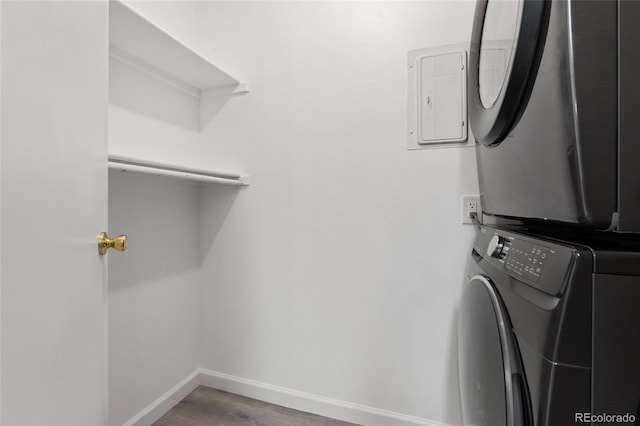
[461, 195, 481, 224]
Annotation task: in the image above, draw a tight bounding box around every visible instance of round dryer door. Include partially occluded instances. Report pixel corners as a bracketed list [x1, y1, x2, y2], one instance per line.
[469, 0, 549, 146]
[458, 275, 532, 426]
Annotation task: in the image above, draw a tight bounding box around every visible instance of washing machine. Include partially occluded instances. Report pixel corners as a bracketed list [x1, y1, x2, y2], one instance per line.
[458, 224, 640, 425]
[468, 0, 640, 231]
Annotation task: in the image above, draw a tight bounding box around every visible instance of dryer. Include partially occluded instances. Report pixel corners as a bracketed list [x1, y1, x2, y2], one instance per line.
[459, 224, 640, 425]
[468, 0, 640, 231]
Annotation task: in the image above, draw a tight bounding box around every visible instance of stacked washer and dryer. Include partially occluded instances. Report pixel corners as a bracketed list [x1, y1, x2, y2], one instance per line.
[458, 1, 640, 425]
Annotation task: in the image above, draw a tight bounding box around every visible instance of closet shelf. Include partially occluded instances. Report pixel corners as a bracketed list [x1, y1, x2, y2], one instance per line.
[109, 0, 248, 97]
[108, 155, 249, 187]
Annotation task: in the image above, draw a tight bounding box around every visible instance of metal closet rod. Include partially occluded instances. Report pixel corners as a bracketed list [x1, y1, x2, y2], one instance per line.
[108, 155, 248, 187]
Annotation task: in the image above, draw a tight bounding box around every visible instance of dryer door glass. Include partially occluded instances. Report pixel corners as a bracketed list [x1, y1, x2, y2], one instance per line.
[469, 0, 549, 146]
[478, 0, 523, 108]
[458, 275, 531, 426]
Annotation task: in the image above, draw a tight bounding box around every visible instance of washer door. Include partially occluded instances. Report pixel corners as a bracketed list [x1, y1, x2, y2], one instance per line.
[458, 275, 532, 426]
[469, 0, 549, 146]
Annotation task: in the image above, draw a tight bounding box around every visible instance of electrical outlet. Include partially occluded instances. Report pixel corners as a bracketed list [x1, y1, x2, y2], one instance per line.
[461, 195, 481, 224]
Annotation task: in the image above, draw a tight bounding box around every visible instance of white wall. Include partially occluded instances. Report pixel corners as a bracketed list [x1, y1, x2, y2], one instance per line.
[107, 2, 208, 423]
[194, 2, 477, 425]
[0, 2, 3, 420]
[108, 172, 201, 426]
[110, 2, 477, 425]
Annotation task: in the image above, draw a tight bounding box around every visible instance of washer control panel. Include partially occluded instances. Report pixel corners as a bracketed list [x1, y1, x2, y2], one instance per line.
[504, 239, 550, 282]
[475, 227, 577, 296]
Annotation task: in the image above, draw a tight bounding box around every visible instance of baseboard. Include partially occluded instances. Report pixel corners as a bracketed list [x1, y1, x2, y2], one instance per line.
[122, 370, 200, 426]
[198, 368, 453, 426]
[122, 368, 454, 426]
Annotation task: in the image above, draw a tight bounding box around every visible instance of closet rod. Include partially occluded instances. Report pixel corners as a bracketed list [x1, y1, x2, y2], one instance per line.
[108, 161, 248, 186]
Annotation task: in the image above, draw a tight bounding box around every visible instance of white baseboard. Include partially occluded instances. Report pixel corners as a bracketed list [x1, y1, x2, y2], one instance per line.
[123, 368, 454, 426]
[198, 368, 452, 426]
[122, 370, 200, 426]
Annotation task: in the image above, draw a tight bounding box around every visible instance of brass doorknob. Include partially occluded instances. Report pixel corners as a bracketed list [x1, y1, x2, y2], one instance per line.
[98, 232, 128, 255]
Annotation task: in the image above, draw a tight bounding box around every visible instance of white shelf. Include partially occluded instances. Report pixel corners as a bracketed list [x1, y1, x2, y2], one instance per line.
[109, 0, 248, 97]
[108, 155, 249, 187]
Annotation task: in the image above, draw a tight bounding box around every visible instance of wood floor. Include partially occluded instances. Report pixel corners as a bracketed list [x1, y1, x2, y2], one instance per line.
[153, 386, 360, 426]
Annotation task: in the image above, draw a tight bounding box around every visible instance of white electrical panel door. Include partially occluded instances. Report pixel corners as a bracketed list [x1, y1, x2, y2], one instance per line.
[420, 52, 465, 143]
[407, 45, 469, 149]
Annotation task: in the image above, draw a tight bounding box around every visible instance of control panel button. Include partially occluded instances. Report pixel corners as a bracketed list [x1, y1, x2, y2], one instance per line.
[504, 240, 551, 283]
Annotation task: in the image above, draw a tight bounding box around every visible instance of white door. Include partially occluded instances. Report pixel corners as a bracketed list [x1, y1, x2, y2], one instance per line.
[1, 1, 109, 425]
